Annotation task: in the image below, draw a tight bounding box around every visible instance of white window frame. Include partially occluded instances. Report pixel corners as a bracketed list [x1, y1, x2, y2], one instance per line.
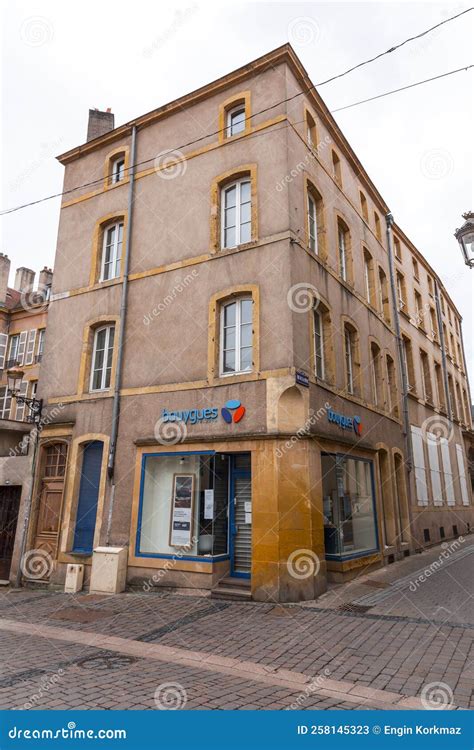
[111, 156, 125, 184]
[314, 309, 325, 380]
[345, 328, 354, 394]
[219, 297, 252, 376]
[364, 257, 371, 303]
[8, 334, 20, 363]
[226, 105, 246, 138]
[100, 222, 123, 282]
[90, 325, 115, 392]
[397, 274, 405, 310]
[338, 226, 347, 281]
[37, 328, 46, 358]
[371, 346, 379, 406]
[307, 193, 318, 254]
[221, 179, 251, 249]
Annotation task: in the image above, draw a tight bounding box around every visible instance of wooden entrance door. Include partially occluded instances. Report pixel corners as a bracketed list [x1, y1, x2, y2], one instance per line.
[32, 443, 68, 575]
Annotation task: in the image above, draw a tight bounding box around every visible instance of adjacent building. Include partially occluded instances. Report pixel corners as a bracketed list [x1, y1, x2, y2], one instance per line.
[0, 255, 52, 582]
[28, 45, 473, 602]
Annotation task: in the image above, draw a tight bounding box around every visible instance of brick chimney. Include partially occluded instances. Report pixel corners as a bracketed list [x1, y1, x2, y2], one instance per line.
[0, 254, 11, 305]
[14, 267, 35, 293]
[39, 266, 53, 291]
[87, 108, 114, 142]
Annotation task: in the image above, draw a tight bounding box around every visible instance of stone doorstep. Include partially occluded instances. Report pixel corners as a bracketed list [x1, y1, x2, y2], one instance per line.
[0, 617, 457, 710]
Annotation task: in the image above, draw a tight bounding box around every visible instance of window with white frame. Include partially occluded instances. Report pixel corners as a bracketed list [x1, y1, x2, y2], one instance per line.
[338, 223, 347, 281]
[344, 326, 354, 394]
[101, 222, 123, 281]
[36, 329, 45, 361]
[90, 325, 115, 391]
[111, 156, 125, 184]
[7, 334, 20, 366]
[221, 180, 251, 249]
[226, 106, 246, 137]
[314, 308, 325, 379]
[220, 297, 252, 375]
[307, 193, 318, 253]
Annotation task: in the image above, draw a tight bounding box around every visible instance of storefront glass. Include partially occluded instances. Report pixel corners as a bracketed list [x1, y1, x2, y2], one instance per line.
[322, 453, 378, 558]
[137, 452, 229, 558]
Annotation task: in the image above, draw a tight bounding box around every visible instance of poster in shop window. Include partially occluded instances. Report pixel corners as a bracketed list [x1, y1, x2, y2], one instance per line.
[169, 474, 195, 548]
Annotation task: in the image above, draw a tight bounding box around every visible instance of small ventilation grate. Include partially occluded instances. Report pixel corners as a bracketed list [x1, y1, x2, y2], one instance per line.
[336, 603, 372, 614]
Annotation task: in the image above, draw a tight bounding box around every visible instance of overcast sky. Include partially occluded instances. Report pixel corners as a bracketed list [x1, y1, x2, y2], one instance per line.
[1, 1, 473, 381]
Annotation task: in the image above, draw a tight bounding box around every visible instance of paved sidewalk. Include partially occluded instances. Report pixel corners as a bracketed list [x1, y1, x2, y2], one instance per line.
[0, 538, 472, 710]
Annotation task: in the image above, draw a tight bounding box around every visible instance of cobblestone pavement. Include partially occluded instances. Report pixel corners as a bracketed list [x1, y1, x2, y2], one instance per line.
[0, 539, 472, 710]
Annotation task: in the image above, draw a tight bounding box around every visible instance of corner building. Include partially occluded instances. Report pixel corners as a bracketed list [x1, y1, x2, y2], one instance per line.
[30, 45, 473, 601]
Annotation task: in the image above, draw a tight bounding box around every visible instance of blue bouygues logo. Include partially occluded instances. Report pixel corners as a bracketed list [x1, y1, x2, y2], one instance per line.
[326, 407, 362, 436]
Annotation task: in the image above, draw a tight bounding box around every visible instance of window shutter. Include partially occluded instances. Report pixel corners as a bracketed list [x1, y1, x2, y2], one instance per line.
[455, 444, 470, 506]
[17, 331, 28, 366]
[73, 441, 104, 553]
[14, 381, 28, 421]
[24, 330, 37, 365]
[426, 433, 443, 506]
[439, 437, 455, 506]
[0, 333, 7, 370]
[411, 426, 428, 506]
[0, 386, 11, 419]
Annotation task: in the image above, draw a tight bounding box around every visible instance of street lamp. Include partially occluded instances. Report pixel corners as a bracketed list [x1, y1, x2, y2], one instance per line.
[454, 211, 474, 268]
[6, 368, 43, 424]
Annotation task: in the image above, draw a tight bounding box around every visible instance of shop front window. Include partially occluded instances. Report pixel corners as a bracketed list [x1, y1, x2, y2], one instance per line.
[322, 453, 378, 558]
[137, 452, 229, 558]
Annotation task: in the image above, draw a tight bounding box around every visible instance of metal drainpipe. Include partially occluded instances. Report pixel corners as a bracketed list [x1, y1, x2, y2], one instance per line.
[434, 277, 453, 421]
[105, 124, 137, 543]
[385, 212, 413, 471]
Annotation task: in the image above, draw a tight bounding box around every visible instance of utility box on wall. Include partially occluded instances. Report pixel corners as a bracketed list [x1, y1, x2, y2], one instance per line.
[90, 547, 128, 594]
[64, 563, 84, 594]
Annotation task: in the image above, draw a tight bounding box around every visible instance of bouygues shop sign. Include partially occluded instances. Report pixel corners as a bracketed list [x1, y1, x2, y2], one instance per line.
[326, 407, 362, 436]
[161, 400, 245, 426]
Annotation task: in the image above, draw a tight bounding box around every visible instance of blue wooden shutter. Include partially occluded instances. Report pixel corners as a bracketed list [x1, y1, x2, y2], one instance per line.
[73, 441, 104, 553]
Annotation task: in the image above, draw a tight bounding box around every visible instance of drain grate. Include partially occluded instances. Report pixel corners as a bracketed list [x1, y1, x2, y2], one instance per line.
[336, 603, 373, 614]
[76, 654, 137, 671]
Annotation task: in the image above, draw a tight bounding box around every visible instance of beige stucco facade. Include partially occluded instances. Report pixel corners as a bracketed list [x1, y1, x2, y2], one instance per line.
[27, 45, 473, 602]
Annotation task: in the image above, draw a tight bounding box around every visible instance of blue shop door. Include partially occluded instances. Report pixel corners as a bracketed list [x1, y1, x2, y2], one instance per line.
[72, 441, 104, 554]
[229, 454, 252, 578]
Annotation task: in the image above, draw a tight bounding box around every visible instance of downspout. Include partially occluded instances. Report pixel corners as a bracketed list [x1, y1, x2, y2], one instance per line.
[385, 213, 413, 471]
[105, 124, 137, 542]
[434, 277, 453, 421]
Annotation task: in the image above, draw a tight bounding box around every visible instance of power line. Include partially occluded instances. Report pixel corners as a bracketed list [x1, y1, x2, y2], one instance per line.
[316, 6, 473, 87]
[1, 9, 472, 217]
[332, 64, 474, 113]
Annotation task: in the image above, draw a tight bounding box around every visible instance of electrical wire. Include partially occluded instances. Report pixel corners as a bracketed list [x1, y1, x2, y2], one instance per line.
[1, 8, 472, 217]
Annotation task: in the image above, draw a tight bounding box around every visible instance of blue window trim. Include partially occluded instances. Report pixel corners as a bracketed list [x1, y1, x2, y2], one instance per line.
[322, 451, 379, 561]
[135, 449, 230, 563]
